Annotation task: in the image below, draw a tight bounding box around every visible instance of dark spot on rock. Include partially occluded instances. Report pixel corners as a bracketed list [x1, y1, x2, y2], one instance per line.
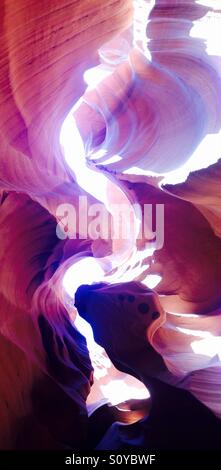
[128, 295, 135, 303]
[118, 294, 125, 301]
[152, 311, 160, 320]
[138, 303, 149, 314]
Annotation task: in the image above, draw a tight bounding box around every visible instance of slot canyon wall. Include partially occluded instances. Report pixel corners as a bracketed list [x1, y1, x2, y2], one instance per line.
[0, 0, 221, 449]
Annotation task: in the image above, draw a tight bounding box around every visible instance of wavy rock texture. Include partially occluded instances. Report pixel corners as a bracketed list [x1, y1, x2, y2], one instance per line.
[163, 159, 221, 236]
[1, 0, 221, 449]
[0, 0, 133, 448]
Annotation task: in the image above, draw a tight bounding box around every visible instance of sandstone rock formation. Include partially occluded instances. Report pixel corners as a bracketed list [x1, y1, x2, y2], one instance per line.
[1, 0, 221, 449]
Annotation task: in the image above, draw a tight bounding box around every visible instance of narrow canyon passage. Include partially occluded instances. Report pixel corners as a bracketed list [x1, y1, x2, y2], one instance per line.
[0, 0, 221, 452]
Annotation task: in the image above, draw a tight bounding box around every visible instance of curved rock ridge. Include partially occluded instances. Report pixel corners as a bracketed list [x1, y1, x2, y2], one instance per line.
[75, 1, 221, 174]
